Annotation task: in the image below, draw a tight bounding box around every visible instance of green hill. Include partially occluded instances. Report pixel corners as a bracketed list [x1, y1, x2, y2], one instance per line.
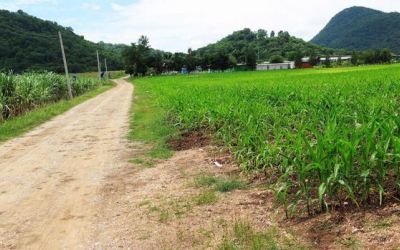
[0, 10, 126, 73]
[195, 28, 332, 67]
[311, 6, 400, 53]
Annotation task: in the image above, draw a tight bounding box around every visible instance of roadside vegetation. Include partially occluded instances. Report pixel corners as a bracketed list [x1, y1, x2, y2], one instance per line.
[0, 72, 103, 121]
[219, 220, 304, 250]
[133, 64, 400, 217]
[128, 79, 177, 160]
[0, 72, 112, 142]
[77, 70, 126, 79]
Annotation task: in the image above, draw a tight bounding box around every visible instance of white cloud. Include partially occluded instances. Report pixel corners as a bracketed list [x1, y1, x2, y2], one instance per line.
[78, 0, 400, 52]
[3, 0, 399, 52]
[110, 3, 123, 11]
[0, 0, 57, 10]
[81, 2, 101, 11]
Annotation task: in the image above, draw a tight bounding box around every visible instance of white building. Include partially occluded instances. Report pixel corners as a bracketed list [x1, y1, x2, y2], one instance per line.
[256, 61, 295, 71]
[320, 56, 352, 62]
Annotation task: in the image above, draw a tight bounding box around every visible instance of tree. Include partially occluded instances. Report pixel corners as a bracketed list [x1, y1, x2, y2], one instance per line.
[309, 51, 319, 66]
[270, 55, 284, 63]
[245, 47, 257, 69]
[324, 55, 331, 68]
[185, 48, 196, 71]
[337, 56, 342, 66]
[122, 36, 152, 75]
[380, 48, 392, 63]
[138, 35, 150, 48]
[210, 48, 231, 70]
[288, 50, 303, 67]
[351, 51, 358, 65]
[270, 30, 275, 38]
[256, 29, 267, 40]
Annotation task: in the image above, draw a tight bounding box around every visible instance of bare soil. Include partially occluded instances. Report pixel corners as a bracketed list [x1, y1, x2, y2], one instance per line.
[0, 78, 399, 249]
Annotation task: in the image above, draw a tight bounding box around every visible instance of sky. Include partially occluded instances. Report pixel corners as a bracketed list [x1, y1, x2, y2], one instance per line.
[1, 0, 400, 52]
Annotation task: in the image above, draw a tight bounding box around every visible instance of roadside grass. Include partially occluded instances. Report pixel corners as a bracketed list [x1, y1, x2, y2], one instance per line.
[337, 236, 359, 250]
[219, 220, 305, 250]
[109, 70, 127, 79]
[216, 179, 246, 193]
[128, 78, 177, 160]
[142, 197, 192, 222]
[194, 190, 219, 205]
[129, 157, 156, 168]
[77, 70, 126, 79]
[195, 174, 219, 187]
[366, 217, 395, 231]
[0, 83, 113, 143]
[195, 173, 247, 193]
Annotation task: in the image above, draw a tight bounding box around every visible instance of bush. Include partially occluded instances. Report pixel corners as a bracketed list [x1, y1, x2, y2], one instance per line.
[270, 55, 284, 63]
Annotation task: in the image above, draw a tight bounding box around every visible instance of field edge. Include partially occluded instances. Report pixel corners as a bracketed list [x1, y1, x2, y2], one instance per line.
[0, 83, 115, 143]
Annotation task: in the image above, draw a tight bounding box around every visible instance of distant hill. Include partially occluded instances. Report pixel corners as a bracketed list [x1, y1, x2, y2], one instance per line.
[311, 6, 400, 53]
[0, 10, 126, 73]
[195, 28, 332, 64]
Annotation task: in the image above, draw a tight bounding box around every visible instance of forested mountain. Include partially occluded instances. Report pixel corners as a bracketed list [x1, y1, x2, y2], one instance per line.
[195, 28, 332, 67]
[0, 10, 126, 73]
[311, 6, 400, 53]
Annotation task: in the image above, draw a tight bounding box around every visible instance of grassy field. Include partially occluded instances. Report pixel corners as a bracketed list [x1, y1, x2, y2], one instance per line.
[133, 64, 400, 216]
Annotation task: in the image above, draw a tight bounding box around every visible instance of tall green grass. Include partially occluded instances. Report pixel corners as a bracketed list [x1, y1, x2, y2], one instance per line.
[135, 64, 400, 216]
[0, 72, 100, 121]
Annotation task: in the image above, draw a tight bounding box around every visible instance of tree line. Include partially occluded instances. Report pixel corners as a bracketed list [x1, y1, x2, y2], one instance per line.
[123, 29, 333, 75]
[123, 29, 395, 76]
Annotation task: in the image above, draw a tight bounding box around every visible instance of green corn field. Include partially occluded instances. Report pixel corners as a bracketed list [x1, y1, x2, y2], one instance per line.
[0, 72, 100, 121]
[135, 64, 400, 216]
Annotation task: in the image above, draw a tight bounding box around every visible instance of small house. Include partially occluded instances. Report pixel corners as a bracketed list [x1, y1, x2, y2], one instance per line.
[256, 61, 295, 71]
[300, 57, 313, 68]
[320, 56, 352, 62]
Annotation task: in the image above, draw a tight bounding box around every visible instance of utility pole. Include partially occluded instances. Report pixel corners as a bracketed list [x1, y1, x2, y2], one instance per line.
[58, 31, 73, 99]
[104, 58, 108, 80]
[96, 50, 101, 80]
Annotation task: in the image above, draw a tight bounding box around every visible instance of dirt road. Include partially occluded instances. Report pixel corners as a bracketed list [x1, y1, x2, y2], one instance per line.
[0, 79, 133, 249]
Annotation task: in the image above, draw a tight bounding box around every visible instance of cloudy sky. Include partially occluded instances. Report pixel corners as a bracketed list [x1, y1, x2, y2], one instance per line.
[1, 0, 400, 52]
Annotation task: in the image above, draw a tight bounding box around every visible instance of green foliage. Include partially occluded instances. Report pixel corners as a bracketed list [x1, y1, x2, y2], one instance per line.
[0, 10, 125, 73]
[219, 220, 303, 250]
[312, 6, 400, 53]
[0, 72, 101, 121]
[195, 174, 246, 192]
[361, 49, 392, 64]
[269, 55, 284, 63]
[195, 174, 219, 187]
[128, 78, 176, 159]
[194, 191, 219, 205]
[215, 179, 246, 193]
[196, 28, 331, 70]
[136, 64, 400, 216]
[123, 28, 334, 74]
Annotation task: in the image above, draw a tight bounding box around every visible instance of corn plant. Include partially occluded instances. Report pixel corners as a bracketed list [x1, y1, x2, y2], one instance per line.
[135, 64, 400, 216]
[0, 72, 101, 121]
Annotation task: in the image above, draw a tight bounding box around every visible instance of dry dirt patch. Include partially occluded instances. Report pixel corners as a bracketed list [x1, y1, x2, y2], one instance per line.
[96, 145, 305, 249]
[97, 140, 400, 249]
